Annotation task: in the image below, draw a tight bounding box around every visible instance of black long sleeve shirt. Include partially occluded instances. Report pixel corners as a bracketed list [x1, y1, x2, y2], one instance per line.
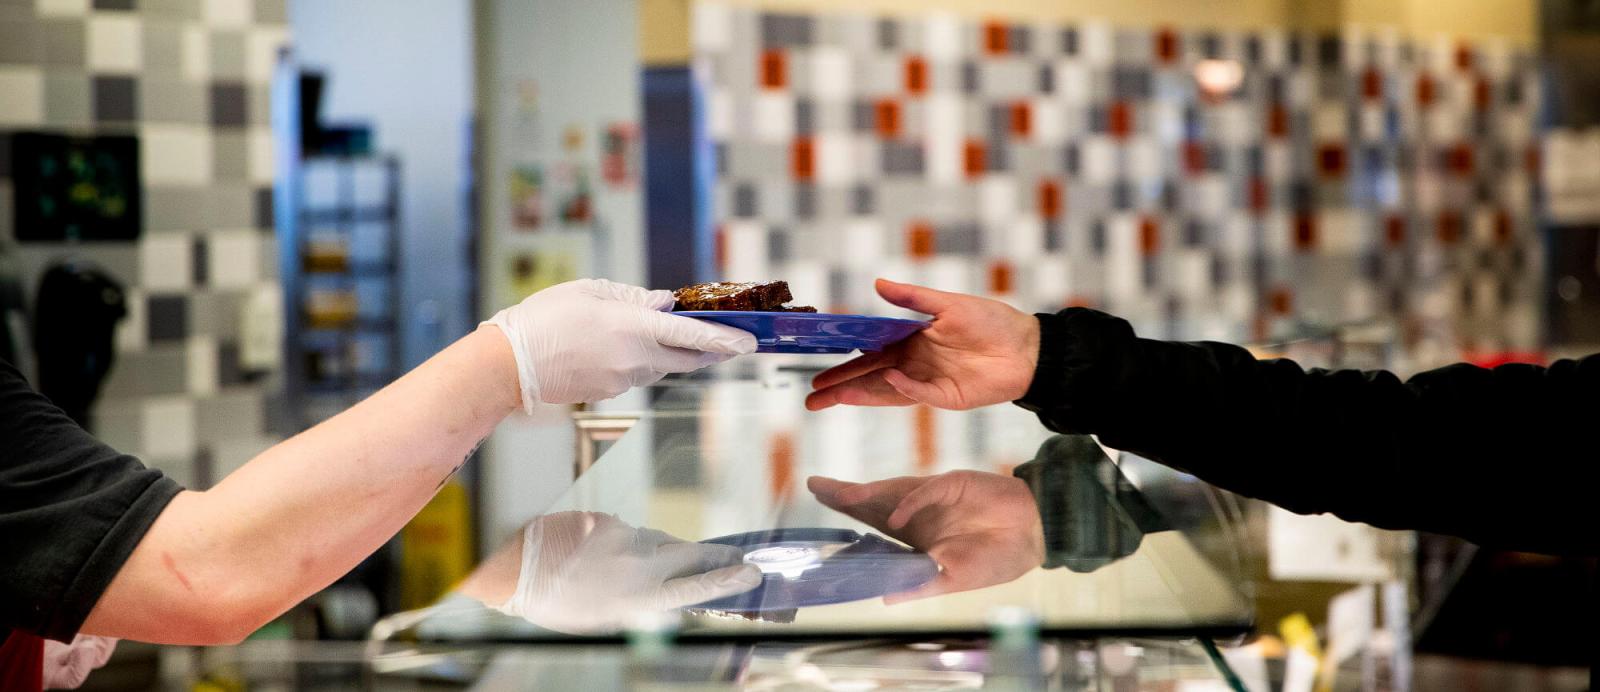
[1014, 307, 1600, 556]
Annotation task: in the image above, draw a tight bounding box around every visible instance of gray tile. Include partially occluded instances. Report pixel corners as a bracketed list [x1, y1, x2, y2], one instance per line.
[143, 20, 182, 70]
[0, 133, 10, 179]
[0, 19, 44, 64]
[216, 340, 246, 385]
[851, 183, 874, 215]
[247, 84, 270, 126]
[882, 141, 924, 175]
[256, 235, 276, 279]
[733, 182, 758, 217]
[89, 400, 143, 452]
[760, 12, 813, 48]
[145, 186, 210, 231]
[192, 234, 207, 285]
[140, 77, 205, 124]
[43, 71, 91, 127]
[768, 228, 791, 262]
[94, 0, 136, 10]
[208, 30, 247, 80]
[210, 81, 247, 127]
[253, 186, 273, 229]
[195, 389, 264, 445]
[876, 18, 897, 50]
[0, 184, 13, 239]
[147, 294, 189, 342]
[93, 75, 138, 123]
[794, 98, 814, 134]
[793, 184, 815, 219]
[205, 184, 255, 229]
[100, 346, 188, 398]
[935, 222, 982, 255]
[142, 0, 199, 19]
[213, 131, 249, 181]
[253, 0, 287, 25]
[723, 142, 788, 181]
[41, 19, 85, 67]
[187, 290, 241, 338]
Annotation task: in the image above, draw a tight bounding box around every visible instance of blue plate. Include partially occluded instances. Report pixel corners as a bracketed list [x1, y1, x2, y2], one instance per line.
[690, 528, 938, 612]
[676, 311, 928, 354]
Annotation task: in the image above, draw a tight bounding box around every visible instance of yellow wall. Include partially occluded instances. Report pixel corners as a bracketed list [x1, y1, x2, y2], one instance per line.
[642, 0, 1537, 66]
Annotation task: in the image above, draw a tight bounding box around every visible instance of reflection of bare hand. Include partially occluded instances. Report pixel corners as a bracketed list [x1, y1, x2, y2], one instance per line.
[807, 472, 1044, 603]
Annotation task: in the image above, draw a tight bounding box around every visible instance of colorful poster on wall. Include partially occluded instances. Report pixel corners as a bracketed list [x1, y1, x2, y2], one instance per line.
[551, 161, 594, 226]
[508, 250, 578, 303]
[510, 165, 544, 230]
[602, 123, 639, 188]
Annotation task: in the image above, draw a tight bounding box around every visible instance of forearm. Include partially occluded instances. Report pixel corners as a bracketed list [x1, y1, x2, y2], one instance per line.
[85, 326, 520, 643]
[1018, 308, 1600, 554]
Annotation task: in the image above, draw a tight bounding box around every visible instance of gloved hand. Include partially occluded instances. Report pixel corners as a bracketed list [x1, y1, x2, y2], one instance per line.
[42, 634, 116, 690]
[493, 512, 762, 634]
[487, 279, 758, 409]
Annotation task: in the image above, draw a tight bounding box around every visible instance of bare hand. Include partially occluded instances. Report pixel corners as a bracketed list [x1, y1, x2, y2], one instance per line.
[805, 279, 1040, 411]
[807, 472, 1044, 603]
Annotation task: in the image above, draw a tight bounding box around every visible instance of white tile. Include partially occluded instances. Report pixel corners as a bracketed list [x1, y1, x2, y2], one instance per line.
[208, 229, 259, 288]
[923, 257, 973, 294]
[1263, 141, 1293, 181]
[1124, 137, 1162, 181]
[707, 89, 733, 139]
[1173, 249, 1211, 297]
[1080, 136, 1117, 184]
[1358, 103, 1385, 142]
[141, 397, 197, 462]
[1031, 98, 1063, 144]
[1147, 102, 1183, 143]
[723, 221, 768, 281]
[813, 132, 854, 185]
[1261, 30, 1288, 70]
[691, 1, 732, 53]
[838, 219, 884, 271]
[807, 47, 851, 102]
[1079, 21, 1114, 67]
[1029, 254, 1070, 305]
[784, 260, 829, 311]
[1261, 211, 1291, 256]
[1055, 60, 1090, 106]
[141, 235, 193, 291]
[247, 126, 274, 185]
[1185, 175, 1230, 218]
[924, 13, 960, 62]
[116, 287, 147, 353]
[35, 0, 87, 17]
[0, 68, 44, 126]
[924, 94, 962, 184]
[141, 124, 213, 186]
[1103, 215, 1141, 302]
[1005, 216, 1043, 262]
[978, 175, 1017, 226]
[186, 335, 218, 397]
[751, 92, 794, 144]
[181, 24, 210, 82]
[203, 0, 250, 28]
[87, 15, 143, 73]
[1312, 103, 1346, 141]
[1319, 209, 1360, 254]
[246, 27, 289, 84]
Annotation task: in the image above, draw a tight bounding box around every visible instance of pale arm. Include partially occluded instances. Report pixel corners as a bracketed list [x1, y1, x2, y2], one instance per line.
[80, 326, 520, 644]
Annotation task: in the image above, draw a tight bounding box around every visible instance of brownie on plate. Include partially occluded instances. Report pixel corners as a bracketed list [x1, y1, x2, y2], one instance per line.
[673, 281, 814, 312]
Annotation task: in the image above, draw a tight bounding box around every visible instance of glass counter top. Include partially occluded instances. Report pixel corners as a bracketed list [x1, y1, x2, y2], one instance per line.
[400, 366, 1254, 643]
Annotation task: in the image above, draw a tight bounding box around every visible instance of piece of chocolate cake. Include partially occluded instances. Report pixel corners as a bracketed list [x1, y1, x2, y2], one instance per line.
[674, 281, 792, 311]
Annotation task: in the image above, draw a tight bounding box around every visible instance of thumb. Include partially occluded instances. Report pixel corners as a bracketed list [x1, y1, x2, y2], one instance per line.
[876, 278, 959, 316]
[639, 309, 759, 355]
[594, 280, 677, 311]
[881, 368, 953, 407]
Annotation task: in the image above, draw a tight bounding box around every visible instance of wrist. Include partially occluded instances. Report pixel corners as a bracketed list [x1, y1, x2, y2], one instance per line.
[473, 324, 525, 415]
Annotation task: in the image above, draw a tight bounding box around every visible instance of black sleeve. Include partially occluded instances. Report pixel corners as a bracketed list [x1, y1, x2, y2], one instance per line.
[0, 360, 182, 642]
[1014, 308, 1600, 556]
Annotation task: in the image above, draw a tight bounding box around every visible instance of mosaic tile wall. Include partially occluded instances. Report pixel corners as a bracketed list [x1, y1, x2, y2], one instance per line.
[693, 4, 1544, 354]
[0, 0, 289, 487]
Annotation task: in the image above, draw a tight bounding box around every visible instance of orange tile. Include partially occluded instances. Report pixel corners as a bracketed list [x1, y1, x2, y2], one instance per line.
[1437, 210, 1462, 244]
[1266, 102, 1288, 139]
[907, 220, 936, 259]
[1361, 67, 1382, 101]
[1317, 143, 1347, 179]
[1416, 73, 1435, 107]
[1525, 145, 1541, 176]
[768, 432, 795, 504]
[875, 98, 902, 138]
[913, 405, 936, 473]
[1455, 42, 1473, 71]
[1473, 77, 1490, 110]
[1182, 140, 1205, 175]
[1385, 214, 1405, 248]
[1293, 211, 1317, 251]
[904, 55, 928, 95]
[760, 49, 787, 90]
[1155, 27, 1178, 64]
[963, 139, 987, 178]
[1139, 216, 1160, 256]
[1109, 101, 1133, 139]
[1038, 178, 1063, 220]
[988, 260, 1014, 295]
[792, 136, 815, 181]
[983, 20, 1009, 55]
[1446, 143, 1474, 177]
[1248, 176, 1269, 213]
[1494, 209, 1512, 245]
[1269, 286, 1294, 315]
[1009, 101, 1032, 138]
[714, 224, 727, 270]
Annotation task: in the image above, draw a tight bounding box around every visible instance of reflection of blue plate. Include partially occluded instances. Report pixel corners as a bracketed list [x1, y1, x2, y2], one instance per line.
[691, 528, 938, 612]
[676, 311, 929, 354]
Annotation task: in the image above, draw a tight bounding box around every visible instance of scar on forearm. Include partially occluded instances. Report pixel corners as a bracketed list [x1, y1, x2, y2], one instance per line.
[162, 551, 195, 594]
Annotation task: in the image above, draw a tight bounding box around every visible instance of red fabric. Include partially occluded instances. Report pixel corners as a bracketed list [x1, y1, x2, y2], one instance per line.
[0, 631, 44, 692]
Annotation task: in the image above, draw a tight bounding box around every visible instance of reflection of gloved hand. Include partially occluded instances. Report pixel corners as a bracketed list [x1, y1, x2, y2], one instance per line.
[486, 279, 758, 409]
[493, 512, 762, 634]
[42, 635, 116, 690]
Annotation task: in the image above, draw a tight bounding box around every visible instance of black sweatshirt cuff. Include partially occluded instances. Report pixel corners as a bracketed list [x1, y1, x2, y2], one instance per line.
[1013, 308, 1137, 434]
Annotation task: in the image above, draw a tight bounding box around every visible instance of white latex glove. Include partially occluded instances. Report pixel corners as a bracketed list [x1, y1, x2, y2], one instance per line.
[494, 512, 761, 634]
[486, 279, 758, 409]
[42, 635, 116, 690]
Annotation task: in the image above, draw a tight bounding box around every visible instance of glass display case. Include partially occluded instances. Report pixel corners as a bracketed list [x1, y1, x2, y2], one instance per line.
[185, 365, 1260, 688]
